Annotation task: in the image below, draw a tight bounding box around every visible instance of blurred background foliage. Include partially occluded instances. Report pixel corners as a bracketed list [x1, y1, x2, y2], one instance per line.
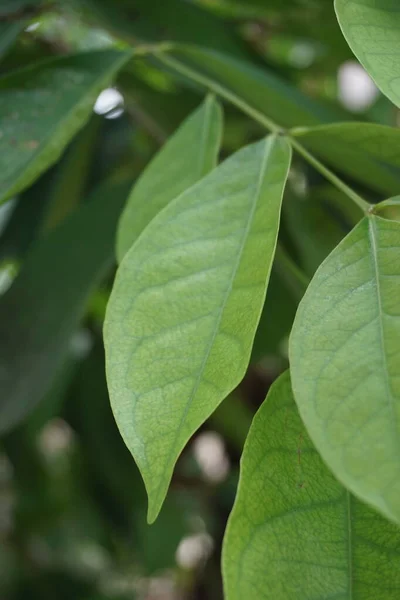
[0, 0, 398, 598]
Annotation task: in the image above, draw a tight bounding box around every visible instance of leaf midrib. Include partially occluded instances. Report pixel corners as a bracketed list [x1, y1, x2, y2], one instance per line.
[368, 216, 400, 444]
[150, 136, 275, 514]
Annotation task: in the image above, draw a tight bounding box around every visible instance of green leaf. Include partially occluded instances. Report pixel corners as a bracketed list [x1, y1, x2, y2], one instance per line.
[0, 179, 132, 434]
[116, 95, 223, 262]
[284, 189, 348, 276]
[70, 343, 188, 574]
[290, 214, 400, 525]
[251, 268, 297, 361]
[335, 0, 400, 109]
[291, 123, 400, 195]
[104, 135, 292, 522]
[0, 22, 25, 60]
[0, 49, 131, 205]
[0, 116, 100, 262]
[78, 0, 245, 57]
[223, 371, 400, 600]
[159, 45, 348, 129]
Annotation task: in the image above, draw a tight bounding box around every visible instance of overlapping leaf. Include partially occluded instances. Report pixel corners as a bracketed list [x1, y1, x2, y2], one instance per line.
[335, 0, 400, 109]
[0, 49, 130, 204]
[117, 95, 223, 262]
[223, 372, 400, 599]
[290, 214, 400, 524]
[104, 135, 292, 522]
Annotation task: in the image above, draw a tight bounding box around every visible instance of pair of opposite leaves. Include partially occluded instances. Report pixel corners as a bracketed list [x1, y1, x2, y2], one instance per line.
[105, 93, 400, 529]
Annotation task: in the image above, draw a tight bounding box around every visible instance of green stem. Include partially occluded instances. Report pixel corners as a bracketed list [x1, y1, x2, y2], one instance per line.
[289, 138, 370, 213]
[153, 50, 370, 214]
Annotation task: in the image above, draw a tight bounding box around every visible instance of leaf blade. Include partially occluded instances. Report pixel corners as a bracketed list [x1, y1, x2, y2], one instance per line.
[0, 180, 132, 433]
[291, 122, 400, 196]
[105, 135, 292, 522]
[0, 49, 131, 205]
[116, 95, 223, 262]
[290, 215, 400, 524]
[223, 371, 400, 600]
[335, 0, 400, 109]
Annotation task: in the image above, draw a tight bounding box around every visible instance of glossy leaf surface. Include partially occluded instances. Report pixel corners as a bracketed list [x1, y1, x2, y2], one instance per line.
[223, 371, 400, 599]
[0, 180, 131, 433]
[335, 0, 400, 109]
[290, 215, 400, 524]
[0, 49, 130, 205]
[117, 95, 222, 262]
[105, 135, 292, 522]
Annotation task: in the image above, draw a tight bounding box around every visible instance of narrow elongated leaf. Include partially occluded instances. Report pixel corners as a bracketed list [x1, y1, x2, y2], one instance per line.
[292, 122, 400, 195]
[116, 95, 223, 262]
[335, 0, 400, 109]
[78, 0, 245, 57]
[0, 49, 131, 205]
[0, 180, 131, 433]
[158, 45, 348, 129]
[104, 135, 292, 522]
[223, 371, 400, 600]
[290, 214, 400, 524]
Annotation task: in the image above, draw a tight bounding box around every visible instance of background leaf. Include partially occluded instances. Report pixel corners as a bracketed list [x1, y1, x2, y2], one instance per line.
[290, 215, 400, 525]
[116, 95, 223, 261]
[292, 122, 400, 196]
[0, 49, 130, 205]
[223, 371, 400, 600]
[335, 0, 400, 109]
[104, 135, 292, 523]
[157, 45, 348, 129]
[0, 179, 131, 433]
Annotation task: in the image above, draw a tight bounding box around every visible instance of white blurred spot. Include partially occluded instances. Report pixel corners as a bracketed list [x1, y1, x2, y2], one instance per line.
[193, 431, 230, 483]
[94, 88, 124, 119]
[70, 328, 93, 359]
[338, 61, 379, 112]
[175, 533, 214, 570]
[38, 418, 75, 457]
[289, 42, 316, 69]
[25, 22, 40, 32]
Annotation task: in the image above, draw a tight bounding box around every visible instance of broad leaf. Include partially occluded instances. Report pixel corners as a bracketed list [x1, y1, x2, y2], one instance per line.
[292, 123, 400, 195]
[104, 135, 292, 522]
[0, 49, 130, 205]
[157, 45, 348, 130]
[116, 95, 223, 262]
[290, 214, 400, 524]
[0, 180, 131, 433]
[335, 0, 400, 109]
[223, 371, 400, 599]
